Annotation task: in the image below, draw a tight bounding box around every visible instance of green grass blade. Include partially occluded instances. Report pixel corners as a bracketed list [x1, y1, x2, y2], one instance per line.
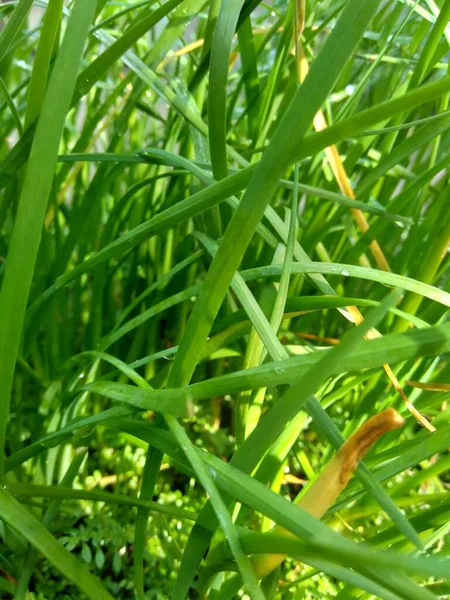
[9, 482, 198, 521]
[0, 75, 22, 135]
[0, 0, 96, 478]
[0, 0, 33, 63]
[241, 262, 450, 307]
[24, 0, 63, 128]
[208, 0, 246, 179]
[166, 416, 266, 600]
[121, 322, 450, 406]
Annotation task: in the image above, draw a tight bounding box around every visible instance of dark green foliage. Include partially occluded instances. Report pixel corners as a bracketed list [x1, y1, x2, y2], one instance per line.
[0, 1, 449, 599]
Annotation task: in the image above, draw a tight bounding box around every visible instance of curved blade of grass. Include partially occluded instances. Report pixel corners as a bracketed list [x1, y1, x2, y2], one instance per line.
[90, 0, 159, 33]
[241, 262, 450, 307]
[96, 321, 450, 407]
[82, 380, 191, 417]
[57, 149, 411, 223]
[9, 482, 198, 522]
[68, 350, 149, 387]
[232, 531, 450, 583]
[90, 258, 449, 352]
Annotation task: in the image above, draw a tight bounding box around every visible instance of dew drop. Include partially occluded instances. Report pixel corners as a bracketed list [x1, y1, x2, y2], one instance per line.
[340, 268, 350, 277]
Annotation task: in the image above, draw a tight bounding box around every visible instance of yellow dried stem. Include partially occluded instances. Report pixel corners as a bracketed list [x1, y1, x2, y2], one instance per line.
[353, 312, 435, 432]
[293, 25, 435, 432]
[297, 51, 390, 272]
[157, 39, 204, 70]
[405, 380, 450, 392]
[252, 409, 405, 579]
[382, 363, 435, 431]
[295, 331, 340, 345]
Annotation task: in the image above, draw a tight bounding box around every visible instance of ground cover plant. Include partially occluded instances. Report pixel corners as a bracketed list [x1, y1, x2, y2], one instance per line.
[0, 0, 449, 598]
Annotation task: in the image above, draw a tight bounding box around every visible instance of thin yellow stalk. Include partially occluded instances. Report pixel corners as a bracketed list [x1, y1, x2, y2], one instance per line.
[293, 1, 435, 432]
[350, 310, 435, 431]
[157, 39, 204, 70]
[405, 380, 450, 392]
[297, 50, 390, 272]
